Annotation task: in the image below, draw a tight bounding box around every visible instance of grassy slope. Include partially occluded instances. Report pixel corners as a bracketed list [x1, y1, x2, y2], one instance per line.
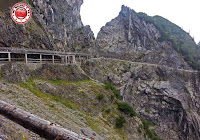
[0, 61, 161, 139]
[0, 79, 139, 140]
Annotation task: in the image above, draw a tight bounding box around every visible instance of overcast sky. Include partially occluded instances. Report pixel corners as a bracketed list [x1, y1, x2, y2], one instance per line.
[81, 0, 200, 44]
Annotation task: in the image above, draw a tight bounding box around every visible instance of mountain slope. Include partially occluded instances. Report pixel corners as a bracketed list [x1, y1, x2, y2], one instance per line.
[137, 13, 200, 70]
[0, 63, 149, 140]
[96, 5, 197, 70]
[0, 0, 95, 52]
[82, 58, 200, 140]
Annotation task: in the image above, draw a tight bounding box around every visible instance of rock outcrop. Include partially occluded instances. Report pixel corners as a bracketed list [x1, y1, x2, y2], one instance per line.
[96, 5, 191, 70]
[32, 0, 95, 52]
[0, 63, 89, 83]
[0, 1, 200, 140]
[82, 58, 200, 140]
[0, 62, 146, 140]
[0, 0, 95, 52]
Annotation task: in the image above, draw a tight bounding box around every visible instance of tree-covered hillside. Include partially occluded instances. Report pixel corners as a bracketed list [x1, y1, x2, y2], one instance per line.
[137, 12, 200, 70]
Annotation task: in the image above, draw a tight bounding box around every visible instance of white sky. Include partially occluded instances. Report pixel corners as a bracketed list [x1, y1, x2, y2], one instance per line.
[81, 0, 200, 44]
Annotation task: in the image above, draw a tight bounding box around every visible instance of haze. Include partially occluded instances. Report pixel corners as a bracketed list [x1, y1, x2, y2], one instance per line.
[81, 0, 200, 44]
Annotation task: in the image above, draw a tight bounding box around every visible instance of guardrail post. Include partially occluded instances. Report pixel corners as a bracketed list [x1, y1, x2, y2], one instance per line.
[52, 55, 54, 64]
[73, 55, 76, 63]
[79, 55, 81, 61]
[65, 56, 68, 64]
[8, 52, 11, 62]
[40, 54, 42, 63]
[25, 53, 28, 63]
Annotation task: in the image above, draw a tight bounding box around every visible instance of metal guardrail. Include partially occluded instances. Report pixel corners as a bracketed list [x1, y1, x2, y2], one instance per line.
[0, 47, 93, 56]
[0, 47, 93, 64]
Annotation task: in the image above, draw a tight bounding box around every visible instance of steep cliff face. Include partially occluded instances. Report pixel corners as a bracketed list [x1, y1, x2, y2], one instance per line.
[96, 5, 191, 70]
[82, 58, 200, 140]
[0, 0, 95, 52]
[32, 0, 95, 52]
[1, 1, 200, 140]
[0, 63, 148, 140]
[0, 8, 55, 50]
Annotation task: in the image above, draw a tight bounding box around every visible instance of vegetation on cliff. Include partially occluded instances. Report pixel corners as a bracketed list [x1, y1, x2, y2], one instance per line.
[137, 12, 200, 70]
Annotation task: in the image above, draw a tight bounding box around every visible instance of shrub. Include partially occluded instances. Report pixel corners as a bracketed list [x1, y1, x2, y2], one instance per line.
[82, 45, 86, 49]
[104, 82, 121, 99]
[141, 119, 160, 140]
[85, 61, 90, 66]
[97, 94, 104, 101]
[145, 109, 150, 113]
[137, 128, 142, 134]
[62, 17, 65, 23]
[118, 102, 137, 117]
[115, 116, 126, 128]
[27, 0, 33, 6]
[105, 108, 111, 114]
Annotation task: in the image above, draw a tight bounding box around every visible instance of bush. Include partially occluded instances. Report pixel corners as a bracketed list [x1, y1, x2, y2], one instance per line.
[27, 0, 33, 6]
[62, 17, 65, 23]
[104, 82, 121, 99]
[105, 108, 111, 114]
[115, 116, 126, 128]
[97, 94, 104, 101]
[141, 119, 160, 140]
[118, 102, 137, 117]
[141, 119, 154, 129]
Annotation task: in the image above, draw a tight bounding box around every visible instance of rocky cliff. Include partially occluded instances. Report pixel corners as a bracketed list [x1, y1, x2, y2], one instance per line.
[0, 63, 148, 140]
[82, 58, 200, 140]
[96, 5, 191, 70]
[0, 0, 95, 52]
[0, 1, 200, 140]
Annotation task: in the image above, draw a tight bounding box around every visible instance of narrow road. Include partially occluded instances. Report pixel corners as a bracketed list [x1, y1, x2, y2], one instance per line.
[92, 57, 197, 73]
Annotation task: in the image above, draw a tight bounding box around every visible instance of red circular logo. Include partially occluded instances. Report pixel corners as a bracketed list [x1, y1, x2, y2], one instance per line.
[11, 3, 31, 24]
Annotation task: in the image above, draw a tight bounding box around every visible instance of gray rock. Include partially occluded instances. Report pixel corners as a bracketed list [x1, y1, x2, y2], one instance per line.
[82, 58, 200, 140]
[0, 0, 95, 53]
[81, 128, 88, 136]
[31, 0, 95, 52]
[96, 5, 191, 70]
[0, 63, 89, 83]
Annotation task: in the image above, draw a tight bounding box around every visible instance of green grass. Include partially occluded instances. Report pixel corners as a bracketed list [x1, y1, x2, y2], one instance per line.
[118, 102, 137, 117]
[97, 94, 104, 101]
[141, 119, 161, 140]
[115, 116, 126, 128]
[0, 12, 4, 16]
[27, 0, 33, 6]
[145, 109, 150, 113]
[48, 79, 94, 86]
[18, 80, 80, 110]
[105, 108, 111, 114]
[104, 82, 121, 99]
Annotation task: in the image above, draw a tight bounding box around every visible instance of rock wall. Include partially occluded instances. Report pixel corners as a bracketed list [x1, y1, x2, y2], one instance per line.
[82, 58, 200, 140]
[0, 0, 95, 52]
[96, 5, 191, 70]
[0, 63, 89, 83]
